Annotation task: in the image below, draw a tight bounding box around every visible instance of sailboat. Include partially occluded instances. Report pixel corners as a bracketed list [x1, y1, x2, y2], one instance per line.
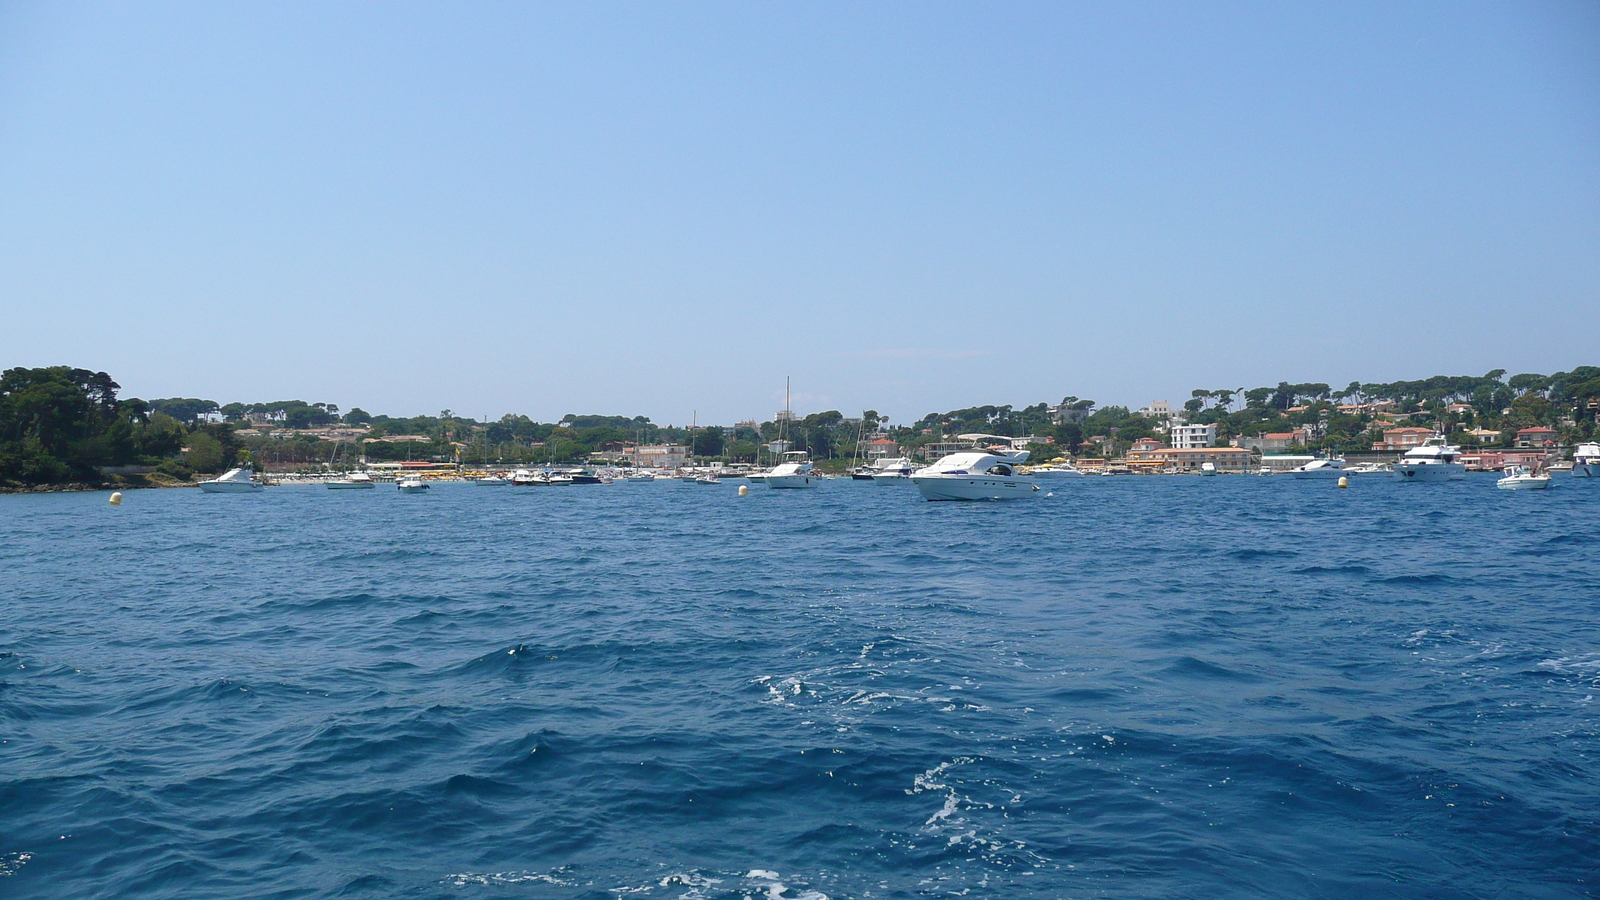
[765, 378, 819, 489]
[475, 415, 510, 484]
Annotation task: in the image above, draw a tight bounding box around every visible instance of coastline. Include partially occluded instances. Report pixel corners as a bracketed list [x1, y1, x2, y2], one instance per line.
[0, 476, 198, 494]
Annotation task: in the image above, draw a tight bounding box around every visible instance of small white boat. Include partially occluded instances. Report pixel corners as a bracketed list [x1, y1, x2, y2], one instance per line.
[911, 450, 1037, 501]
[1497, 465, 1551, 490]
[765, 452, 820, 489]
[1257, 466, 1274, 476]
[1027, 462, 1087, 478]
[199, 467, 265, 493]
[327, 472, 376, 489]
[1394, 435, 1466, 482]
[850, 457, 910, 481]
[1199, 462, 1218, 476]
[695, 474, 722, 485]
[1345, 463, 1393, 476]
[396, 477, 430, 493]
[475, 475, 509, 486]
[510, 469, 544, 486]
[1574, 442, 1600, 478]
[1290, 458, 1351, 480]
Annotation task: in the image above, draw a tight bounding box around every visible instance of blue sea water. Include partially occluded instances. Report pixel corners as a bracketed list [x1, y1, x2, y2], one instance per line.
[2, 474, 1598, 899]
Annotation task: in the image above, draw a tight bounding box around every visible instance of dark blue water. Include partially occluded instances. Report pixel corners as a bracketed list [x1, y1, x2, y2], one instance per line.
[3, 475, 1598, 899]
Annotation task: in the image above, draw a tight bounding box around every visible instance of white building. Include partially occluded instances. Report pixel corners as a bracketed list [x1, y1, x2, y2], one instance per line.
[1169, 423, 1217, 449]
[635, 444, 690, 469]
[1135, 400, 1186, 433]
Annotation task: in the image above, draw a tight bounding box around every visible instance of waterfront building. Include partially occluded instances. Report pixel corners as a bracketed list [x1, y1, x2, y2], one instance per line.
[636, 444, 690, 469]
[1170, 423, 1217, 449]
[1462, 450, 1556, 471]
[1261, 454, 1317, 473]
[1149, 446, 1252, 474]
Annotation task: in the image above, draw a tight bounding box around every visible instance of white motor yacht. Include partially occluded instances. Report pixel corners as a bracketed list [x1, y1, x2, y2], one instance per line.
[1290, 458, 1351, 480]
[1574, 442, 1600, 478]
[1199, 462, 1219, 476]
[1345, 463, 1393, 476]
[911, 450, 1038, 501]
[475, 475, 509, 486]
[510, 469, 543, 486]
[867, 457, 914, 483]
[327, 472, 376, 489]
[1393, 435, 1466, 482]
[199, 467, 265, 493]
[1027, 462, 1086, 478]
[1497, 466, 1551, 490]
[396, 477, 430, 493]
[765, 452, 820, 489]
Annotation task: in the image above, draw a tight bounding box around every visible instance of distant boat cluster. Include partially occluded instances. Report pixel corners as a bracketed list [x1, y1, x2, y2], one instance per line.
[197, 437, 1600, 500]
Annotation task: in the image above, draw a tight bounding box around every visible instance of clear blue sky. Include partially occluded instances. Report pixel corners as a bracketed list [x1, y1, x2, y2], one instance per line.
[2, 2, 1597, 426]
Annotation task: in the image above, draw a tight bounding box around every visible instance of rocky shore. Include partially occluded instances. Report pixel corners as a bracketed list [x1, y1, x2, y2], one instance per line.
[0, 475, 199, 494]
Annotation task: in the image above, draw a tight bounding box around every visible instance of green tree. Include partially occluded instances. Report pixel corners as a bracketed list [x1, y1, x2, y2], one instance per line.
[184, 431, 225, 473]
[691, 426, 725, 458]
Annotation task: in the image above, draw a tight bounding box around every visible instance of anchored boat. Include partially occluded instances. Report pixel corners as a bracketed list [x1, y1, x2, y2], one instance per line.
[911, 450, 1038, 501]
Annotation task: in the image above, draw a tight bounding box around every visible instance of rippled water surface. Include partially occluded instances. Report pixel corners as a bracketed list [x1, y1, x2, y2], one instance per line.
[3, 475, 1598, 899]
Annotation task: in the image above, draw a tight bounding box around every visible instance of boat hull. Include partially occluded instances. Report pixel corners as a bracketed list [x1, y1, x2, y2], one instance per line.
[1497, 477, 1550, 490]
[766, 474, 819, 488]
[1574, 463, 1598, 478]
[199, 482, 263, 493]
[397, 484, 429, 493]
[1394, 462, 1466, 482]
[1291, 469, 1348, 480]
[911, 474, 1036, 501]
[327, 482, 375, 489]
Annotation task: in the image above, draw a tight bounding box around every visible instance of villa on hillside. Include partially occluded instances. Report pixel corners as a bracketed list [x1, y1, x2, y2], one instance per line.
[1515, 427, 1558, 448]
[1372, 427, 1435, 451]
[1237, 430, 1308, 452]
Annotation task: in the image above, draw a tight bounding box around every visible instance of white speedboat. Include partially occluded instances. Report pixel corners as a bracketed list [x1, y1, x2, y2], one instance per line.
[1290, 458, 1351, 480]
[1027, 462, 1086, 478]
[765, 451, 820, 489]
[1393, 435, 1466, 482]
[695, 474, 722, 485]
[327, 472, 376, 489]
[199, 467, 265, 493]
[510, 469, 544, 486]
[1199, 462, 1218, 476]
[1497, 466, 1551, 490]
[396, 477, 430, 493]
[911, 450, 1037, 501]
[1574, 442, 1600, 478]
[475, 475, 509, 486]
[1257, 466, 1274, 476]
[1346, 463, 1393, 476]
